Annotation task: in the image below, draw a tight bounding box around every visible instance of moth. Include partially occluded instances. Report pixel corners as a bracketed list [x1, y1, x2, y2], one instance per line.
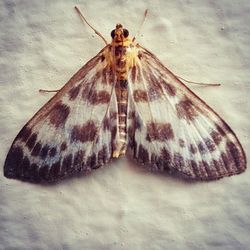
[4, 7, 246, 183]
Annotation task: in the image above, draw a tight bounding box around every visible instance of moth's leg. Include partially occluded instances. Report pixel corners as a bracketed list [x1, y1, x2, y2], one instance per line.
[74, 6, 108, 45]
[176, 75, 221, 87]
[39, 89, 59, 93]
[132, 9, 148, 42]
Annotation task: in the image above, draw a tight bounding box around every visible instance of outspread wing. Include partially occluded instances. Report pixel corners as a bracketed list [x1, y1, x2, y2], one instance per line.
[127, 46, 246, 180]
[4, 46, 118, 183]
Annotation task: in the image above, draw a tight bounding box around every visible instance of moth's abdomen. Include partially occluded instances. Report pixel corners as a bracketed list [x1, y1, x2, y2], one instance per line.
[113, 79, 128, 157]
[112, 44, 131, 157]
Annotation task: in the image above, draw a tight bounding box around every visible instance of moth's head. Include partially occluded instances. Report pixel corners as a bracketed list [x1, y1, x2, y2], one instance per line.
[111, 24, 129, 42]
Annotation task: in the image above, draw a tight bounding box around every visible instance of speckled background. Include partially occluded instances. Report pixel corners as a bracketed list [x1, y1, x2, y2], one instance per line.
[1, 0, 250, 249]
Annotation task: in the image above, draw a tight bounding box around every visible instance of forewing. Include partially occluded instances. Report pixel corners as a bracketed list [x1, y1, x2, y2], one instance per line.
[127, 46, 246, 180]
[4, 46, 118, 183]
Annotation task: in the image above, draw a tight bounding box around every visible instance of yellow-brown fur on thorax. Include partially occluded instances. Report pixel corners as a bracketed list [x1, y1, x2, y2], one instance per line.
[111, 24, 132, 80]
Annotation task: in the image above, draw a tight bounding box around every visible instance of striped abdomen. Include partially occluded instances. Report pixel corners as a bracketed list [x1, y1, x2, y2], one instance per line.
[114, 44, 129, 156]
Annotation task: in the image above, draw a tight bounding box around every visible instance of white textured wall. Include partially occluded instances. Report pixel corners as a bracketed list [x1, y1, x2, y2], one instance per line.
[1, 0, 249, 249]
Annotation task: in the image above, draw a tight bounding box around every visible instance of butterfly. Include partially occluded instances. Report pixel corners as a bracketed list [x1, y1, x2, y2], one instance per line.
[4, 7, 246, 183]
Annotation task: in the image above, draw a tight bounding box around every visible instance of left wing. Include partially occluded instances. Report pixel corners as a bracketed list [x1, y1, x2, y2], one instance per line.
[4, 46, 119, 183]
[127, 46, 246, 180]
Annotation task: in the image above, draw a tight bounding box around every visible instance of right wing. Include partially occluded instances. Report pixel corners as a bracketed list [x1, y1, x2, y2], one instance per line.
[126, 46, 246, 180]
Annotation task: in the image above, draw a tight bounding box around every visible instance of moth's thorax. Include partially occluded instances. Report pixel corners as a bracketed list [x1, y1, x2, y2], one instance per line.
[111, 39, 134, 81]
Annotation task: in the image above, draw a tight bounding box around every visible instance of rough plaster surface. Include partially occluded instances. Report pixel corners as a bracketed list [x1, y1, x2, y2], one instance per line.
[0, 0, 250, 249]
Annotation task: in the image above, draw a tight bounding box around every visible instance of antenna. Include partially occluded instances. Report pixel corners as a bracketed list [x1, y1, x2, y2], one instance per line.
[132, 9, 148, 42]
[74, 6, 108, 45]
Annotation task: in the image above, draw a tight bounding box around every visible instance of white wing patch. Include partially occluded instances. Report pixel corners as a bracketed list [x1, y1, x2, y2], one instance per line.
[127, 46, 246, 180]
